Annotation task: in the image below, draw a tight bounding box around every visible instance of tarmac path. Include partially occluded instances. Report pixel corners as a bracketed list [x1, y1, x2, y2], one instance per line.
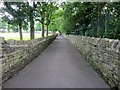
[3, 35, 109, 88]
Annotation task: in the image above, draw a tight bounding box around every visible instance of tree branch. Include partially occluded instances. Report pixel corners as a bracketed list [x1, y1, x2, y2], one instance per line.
[36, 19, 42, 23]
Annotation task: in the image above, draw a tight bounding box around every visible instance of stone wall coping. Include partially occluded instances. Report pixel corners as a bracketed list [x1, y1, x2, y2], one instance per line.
[67, 35, 120, 52]
[0, 37, 4, 44]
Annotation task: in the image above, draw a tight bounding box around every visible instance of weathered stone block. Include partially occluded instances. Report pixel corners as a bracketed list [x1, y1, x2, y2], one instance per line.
[0, 37, 4, 44]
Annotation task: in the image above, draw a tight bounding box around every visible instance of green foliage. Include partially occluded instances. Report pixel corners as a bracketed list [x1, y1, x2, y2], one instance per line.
[22, 21, 29, 32]
[61, 2, 120, 40]
[2, 2, 28, 39]
[35, 2, 59, 37]
[1, 1, 119, 40]
[49, 8, 64, 32]
[11, 24, 18, 32]
[45, 2, 58, 26]
[3, 2, 27, 25]
[35, 22, 41, 31]
[0, 18, 7, 29]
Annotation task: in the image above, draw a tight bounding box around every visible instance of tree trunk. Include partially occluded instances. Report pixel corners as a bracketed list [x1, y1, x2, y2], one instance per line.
[30, 17, 35, 40]
[19, 23, 23, 40]
[46, 25, 48, 37]
[41, 18, 44, 37]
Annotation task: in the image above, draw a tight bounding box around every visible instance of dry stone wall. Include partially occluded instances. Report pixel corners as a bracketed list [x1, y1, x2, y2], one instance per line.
[0, 35, 57, 84]
[65, 35, 120, 89]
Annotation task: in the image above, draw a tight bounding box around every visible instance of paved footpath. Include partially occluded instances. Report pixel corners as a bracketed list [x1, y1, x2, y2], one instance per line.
[3, 35, 110, 88]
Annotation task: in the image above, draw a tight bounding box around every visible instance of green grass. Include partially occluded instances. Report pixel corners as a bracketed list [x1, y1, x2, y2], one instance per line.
[0, 33, 42, 41]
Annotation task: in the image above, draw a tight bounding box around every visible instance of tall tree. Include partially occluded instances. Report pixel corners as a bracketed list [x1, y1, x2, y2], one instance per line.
[45, 2, 58, 36]
[49, 8, 64, 33]
[36, 2, 47, 37]
[2, 2, 27, 40]
[25, 2, 37, 40]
